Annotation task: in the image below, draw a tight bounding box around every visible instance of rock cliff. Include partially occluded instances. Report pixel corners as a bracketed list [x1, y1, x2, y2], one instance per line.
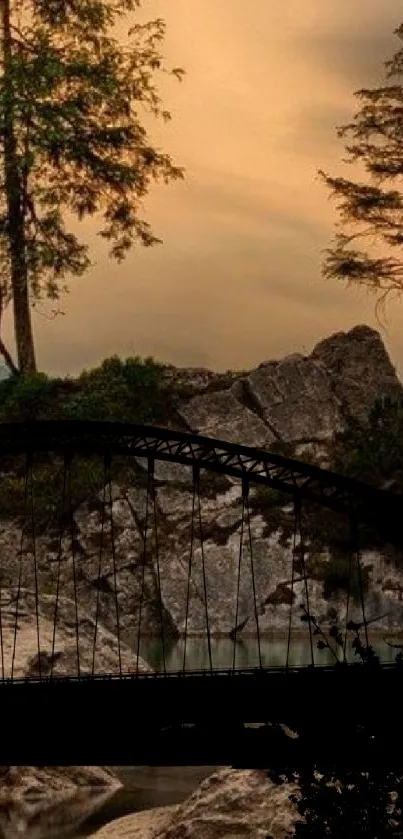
[0, 323, 402, 655]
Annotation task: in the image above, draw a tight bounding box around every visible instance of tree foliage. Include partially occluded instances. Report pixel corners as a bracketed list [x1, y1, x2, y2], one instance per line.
[0, 0, 184, 371]
[331, 395, 403, 489]
[319, 23, 403, 316]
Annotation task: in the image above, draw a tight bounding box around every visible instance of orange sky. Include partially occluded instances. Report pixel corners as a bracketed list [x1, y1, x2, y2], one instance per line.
[5, 0, 403, 378]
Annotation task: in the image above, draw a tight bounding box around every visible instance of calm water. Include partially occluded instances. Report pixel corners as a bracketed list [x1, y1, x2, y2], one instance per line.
[138, 632, 401, 671]
[14, 634, 403, 839]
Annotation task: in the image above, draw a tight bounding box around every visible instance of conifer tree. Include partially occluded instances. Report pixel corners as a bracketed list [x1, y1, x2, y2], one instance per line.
[320, 24, 403, 319]
[0, 0, 184, 372]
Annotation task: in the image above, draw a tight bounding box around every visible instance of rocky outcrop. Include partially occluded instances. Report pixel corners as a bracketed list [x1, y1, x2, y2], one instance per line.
[311, 324, 402, 424]
[0, 765, 121, 839]
[178, 324, 402, 444]
[94, 768, 300, 839]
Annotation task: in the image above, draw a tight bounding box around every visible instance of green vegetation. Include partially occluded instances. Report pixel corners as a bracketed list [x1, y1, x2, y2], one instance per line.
[0, 353, 182, 526]
[0, 354, 170, 424]
[331, 396, 403, 490]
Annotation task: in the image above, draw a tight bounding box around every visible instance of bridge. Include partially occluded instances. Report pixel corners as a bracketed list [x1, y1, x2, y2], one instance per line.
[0, 419, 402, 768]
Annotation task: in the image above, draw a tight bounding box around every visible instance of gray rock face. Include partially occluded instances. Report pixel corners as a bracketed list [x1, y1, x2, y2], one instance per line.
[175, 325, 403, 449]
[178, 390, 276, 447]
[244, 354, 344, 442]
[0, 587, 151, 679]
[311, 324, 402, 424]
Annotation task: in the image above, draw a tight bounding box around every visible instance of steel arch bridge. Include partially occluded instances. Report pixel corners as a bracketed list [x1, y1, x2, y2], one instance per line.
[0, 419, 402, 768]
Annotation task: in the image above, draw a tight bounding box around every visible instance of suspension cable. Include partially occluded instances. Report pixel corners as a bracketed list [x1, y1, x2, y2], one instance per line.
[151, 458, 166, 675]
[135, 459, 152, 674]
[28, 454, 42, 679]
[195, 465, 213, 673]
[106, 454, 122, 677]
[183, 467, 197, 673]
[232, 483, 246, 672]
[67, 459, 80, 677]
[286, 491, 299, 670]
[296, 494, 315, 667]
[244, 477, 262, 669]
[91, 458, 108, 676]
[50, 453, 69, 678]
[11, 452, 30, 681]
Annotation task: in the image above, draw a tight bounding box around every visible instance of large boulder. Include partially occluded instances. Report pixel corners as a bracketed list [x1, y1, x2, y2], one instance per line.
[94, 767, 300, 839]
[311, 324, 403, 425]
[177, 324, 403, 445]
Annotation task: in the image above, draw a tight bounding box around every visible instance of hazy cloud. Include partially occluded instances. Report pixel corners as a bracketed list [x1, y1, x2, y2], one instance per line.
[7, 0, 403, 380]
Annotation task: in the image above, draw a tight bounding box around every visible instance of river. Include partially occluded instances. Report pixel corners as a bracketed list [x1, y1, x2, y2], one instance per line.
[9, 633, 401, 839]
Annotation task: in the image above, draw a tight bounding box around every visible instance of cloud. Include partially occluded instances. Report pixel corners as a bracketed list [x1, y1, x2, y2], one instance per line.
[6, 0, 403, 382]
[291, 1, 401, 90]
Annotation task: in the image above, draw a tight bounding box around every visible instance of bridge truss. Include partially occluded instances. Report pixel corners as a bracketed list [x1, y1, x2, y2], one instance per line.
[0, 420, 401, 766]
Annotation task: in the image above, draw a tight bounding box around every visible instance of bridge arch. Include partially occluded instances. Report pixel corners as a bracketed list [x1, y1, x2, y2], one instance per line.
[0, 419, 400, 546]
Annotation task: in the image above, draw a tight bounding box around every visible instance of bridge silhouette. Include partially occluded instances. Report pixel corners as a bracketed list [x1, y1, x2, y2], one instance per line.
[0, 419, 402, 768]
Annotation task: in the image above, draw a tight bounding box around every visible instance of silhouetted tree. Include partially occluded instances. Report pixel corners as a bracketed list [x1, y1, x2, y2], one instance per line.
[0, 0, 184, 372]
[267, 611, 403, 837]
[319, 23, 403, 319]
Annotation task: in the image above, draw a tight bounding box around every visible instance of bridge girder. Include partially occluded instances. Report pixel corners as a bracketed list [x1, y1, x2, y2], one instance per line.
[0, 419, 399, 547]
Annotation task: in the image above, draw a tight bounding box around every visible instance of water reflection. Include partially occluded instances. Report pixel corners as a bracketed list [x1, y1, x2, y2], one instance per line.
[0, 786, 118, 839]
[139, 633, 401, 672]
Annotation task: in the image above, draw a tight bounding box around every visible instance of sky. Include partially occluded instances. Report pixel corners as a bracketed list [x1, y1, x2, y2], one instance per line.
[5, 0, 403, 378]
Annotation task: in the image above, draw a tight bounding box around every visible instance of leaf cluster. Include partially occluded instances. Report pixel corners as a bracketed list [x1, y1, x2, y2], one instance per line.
[0, 0, 184, 305]
[319, 23, 403, 313]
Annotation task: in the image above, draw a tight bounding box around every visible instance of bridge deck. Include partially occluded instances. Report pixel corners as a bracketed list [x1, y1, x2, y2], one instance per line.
[4, 664, 403, 766]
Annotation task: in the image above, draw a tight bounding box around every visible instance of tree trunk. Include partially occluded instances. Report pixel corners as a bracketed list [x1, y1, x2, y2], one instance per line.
[0, 0, 36, 373]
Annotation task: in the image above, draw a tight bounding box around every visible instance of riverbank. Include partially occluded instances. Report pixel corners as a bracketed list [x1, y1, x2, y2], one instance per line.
[79, 767, 217, 836]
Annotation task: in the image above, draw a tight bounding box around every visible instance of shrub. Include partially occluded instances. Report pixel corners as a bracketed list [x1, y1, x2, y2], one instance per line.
[0, 354, 174, 521]
[331, 396, 403, 489]
[63, 354, 169, 424]
[0, 372, 65, 421]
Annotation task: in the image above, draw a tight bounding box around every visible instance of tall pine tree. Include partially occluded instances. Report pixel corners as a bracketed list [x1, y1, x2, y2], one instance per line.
[319, 23, 403, 319]
[0, 0, 184, 372]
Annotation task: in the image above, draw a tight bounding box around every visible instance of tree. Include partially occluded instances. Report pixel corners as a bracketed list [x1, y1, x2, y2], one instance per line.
[319, 23, 403, 319]
[0, 0, 184, 373]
